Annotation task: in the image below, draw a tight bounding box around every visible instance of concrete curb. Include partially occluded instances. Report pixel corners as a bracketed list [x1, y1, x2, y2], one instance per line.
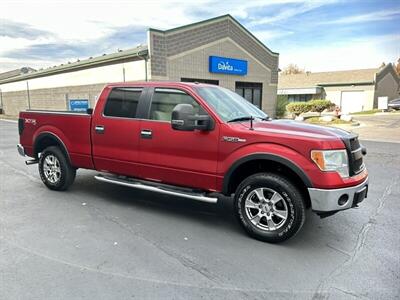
[0, 118, 17, 123]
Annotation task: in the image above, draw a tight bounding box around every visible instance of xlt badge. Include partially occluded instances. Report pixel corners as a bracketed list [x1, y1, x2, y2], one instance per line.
[222, 136, 246, 143]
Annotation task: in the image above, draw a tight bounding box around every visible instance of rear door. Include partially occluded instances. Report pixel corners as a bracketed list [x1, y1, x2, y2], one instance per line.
[138, 87, 219, 191]
[91, 86, 146, 177]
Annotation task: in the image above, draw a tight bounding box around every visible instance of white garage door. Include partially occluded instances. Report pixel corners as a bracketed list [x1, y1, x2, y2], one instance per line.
[341, 91, 365, 114]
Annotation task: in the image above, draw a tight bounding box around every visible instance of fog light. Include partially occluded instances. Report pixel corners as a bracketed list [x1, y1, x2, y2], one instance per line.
[338, 194, 349, 206]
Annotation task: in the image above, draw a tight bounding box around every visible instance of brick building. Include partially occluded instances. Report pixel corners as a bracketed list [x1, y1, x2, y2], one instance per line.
[0, 15, 279, 116]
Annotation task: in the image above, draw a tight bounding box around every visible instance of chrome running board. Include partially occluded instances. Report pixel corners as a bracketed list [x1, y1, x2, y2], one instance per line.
[95, 174, 218, 204]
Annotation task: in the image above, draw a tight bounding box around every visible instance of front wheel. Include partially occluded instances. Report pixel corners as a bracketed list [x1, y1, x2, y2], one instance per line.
[234, 173, 306, 243]
[38, 146, 76, 191]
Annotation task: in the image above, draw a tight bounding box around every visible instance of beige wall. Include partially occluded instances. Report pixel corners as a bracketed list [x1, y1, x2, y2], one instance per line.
[0, 60, 146, 93]
[0, 60, 146, 116]
[323, 85, 375, 111]
[0, 83, 106, 116]
[164, 38, 277, 115]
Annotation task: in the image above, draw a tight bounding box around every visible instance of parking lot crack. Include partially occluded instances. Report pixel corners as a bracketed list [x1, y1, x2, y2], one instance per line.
[312, 175, 399, 300]
[333, 287, 365, 299]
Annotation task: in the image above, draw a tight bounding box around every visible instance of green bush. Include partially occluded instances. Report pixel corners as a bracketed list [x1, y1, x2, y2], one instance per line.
[307, 99, 334, 112]
[286, 99, 334, 115]
[286, 102, 312, 115]
[275, 95, 289, 118]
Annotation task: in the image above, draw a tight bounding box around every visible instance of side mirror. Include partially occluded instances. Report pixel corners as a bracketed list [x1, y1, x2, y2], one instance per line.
[86, 108, 93, 115]
[171, 104, 213, 131]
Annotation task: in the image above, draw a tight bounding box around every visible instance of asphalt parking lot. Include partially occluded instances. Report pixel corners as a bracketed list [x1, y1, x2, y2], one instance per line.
[0, 119, 399, 299]
[350, 113, 400, 143]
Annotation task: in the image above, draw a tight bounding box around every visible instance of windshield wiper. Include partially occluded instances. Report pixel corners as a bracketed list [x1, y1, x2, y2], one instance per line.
[227, 116, 269, 123]
[227, 116, 254, 123]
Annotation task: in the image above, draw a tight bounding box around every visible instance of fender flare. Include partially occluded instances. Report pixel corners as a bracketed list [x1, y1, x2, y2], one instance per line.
[33, 132, 71, 163]
[222, 153, 313, 195]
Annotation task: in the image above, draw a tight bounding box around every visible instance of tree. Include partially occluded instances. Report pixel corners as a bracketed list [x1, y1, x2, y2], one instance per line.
[281, 64, 305, 75]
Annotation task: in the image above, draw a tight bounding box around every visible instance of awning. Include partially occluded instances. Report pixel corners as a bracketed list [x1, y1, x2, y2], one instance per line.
[277, 87, 322, 95]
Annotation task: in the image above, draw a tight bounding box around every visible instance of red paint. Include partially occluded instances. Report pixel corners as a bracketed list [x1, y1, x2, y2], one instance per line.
[19, 82, 368, 193]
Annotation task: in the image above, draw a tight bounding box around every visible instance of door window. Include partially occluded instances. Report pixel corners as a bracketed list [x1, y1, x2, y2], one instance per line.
[235, 82, 263, 109]
[103, 87, 142, 118]
[149, 88, 204, 122]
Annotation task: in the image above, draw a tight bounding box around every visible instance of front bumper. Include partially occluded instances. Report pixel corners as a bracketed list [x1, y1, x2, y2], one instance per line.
[17, 144, 25, 157]
[308, 177, 369, 213]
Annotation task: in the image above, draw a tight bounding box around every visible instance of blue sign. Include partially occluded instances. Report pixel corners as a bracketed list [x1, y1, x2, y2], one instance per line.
[69, 99, 89, 112]
[209, 56, 248, 75]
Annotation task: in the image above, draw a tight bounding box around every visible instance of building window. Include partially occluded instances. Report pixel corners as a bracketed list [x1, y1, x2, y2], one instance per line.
[181, 78, 219, 85]
[288, 94, 313, 102]
[235, 82, 263, 108]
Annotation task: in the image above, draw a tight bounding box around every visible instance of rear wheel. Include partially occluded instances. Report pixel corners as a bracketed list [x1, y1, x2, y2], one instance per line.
[38, 146, 76, 191]
[234, 173, 305, 243]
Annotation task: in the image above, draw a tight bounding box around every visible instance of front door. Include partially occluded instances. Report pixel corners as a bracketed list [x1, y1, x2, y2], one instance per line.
[138, 87, 219, 191]
[235, 82, 263, 109]
[91, 86, 144, 177]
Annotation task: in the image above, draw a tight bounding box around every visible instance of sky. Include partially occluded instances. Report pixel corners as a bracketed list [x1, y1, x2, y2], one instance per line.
[0, 0, 399, 73]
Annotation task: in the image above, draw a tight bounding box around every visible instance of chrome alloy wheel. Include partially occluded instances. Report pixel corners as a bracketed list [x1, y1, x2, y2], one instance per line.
[245, 187, 288, 231]
[43, 155, 61, 184]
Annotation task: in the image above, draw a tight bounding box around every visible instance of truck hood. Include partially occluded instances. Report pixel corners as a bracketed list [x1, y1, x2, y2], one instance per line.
[249, 119, 355, 140]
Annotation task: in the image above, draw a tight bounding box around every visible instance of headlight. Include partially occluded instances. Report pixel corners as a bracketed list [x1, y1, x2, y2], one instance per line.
[311, 150, 349, 178]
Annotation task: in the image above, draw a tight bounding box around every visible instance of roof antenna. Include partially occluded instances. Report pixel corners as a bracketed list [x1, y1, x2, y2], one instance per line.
[250, 116, 254, 130]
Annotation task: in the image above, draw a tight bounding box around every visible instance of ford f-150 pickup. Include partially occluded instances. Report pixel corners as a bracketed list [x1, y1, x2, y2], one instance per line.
[17, 82, 369, 243]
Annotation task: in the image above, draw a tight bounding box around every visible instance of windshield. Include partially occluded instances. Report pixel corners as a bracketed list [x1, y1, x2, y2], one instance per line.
[196, 86, 268, 122]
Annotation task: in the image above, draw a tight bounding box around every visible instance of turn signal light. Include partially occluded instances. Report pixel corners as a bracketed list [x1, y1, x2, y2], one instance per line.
[311, 151, 325, 170]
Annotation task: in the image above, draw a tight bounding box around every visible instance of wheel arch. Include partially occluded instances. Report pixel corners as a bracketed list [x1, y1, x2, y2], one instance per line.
[222, 153, 313, 207]
[33, 132, 71, 164]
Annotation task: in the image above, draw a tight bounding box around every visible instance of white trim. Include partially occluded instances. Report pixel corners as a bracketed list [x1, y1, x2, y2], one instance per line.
[147, 30, 153, 79]
[167, 37, 272, 72]
[278, 87, 322, 95]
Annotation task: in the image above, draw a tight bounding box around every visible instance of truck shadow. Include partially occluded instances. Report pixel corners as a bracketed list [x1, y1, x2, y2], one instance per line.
[71, 171, 328, 247]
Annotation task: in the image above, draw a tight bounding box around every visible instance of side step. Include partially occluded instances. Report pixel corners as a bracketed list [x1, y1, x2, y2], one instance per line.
[94, 174, 218, 204]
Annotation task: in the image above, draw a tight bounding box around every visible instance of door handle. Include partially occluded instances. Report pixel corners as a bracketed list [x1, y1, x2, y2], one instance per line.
[95, 125, 105, 134]
[140, 129, 152, 139]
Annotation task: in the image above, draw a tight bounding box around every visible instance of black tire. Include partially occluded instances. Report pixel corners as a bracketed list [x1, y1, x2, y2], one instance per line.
[38, 146, 76, 191]
[234, 173, 305, 243]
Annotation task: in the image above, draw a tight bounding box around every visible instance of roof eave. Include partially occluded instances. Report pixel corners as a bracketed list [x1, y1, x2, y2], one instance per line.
[318, 81, 374, 87]
[0, 48, 148, 85]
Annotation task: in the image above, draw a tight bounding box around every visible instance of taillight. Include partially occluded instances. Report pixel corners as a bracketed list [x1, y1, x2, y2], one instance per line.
[18, 118, 24, 135]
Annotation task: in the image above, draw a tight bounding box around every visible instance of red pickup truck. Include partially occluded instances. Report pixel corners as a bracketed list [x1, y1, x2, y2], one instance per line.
[17, 82, 369, 243]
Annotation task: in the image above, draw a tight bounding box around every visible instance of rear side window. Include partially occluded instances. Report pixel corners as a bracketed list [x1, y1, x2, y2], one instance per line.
[149, 88, 204, 122]
[104, 87, 142, 118]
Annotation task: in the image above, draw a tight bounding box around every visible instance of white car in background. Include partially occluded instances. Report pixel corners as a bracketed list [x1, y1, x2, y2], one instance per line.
[388, 98, 400, 110]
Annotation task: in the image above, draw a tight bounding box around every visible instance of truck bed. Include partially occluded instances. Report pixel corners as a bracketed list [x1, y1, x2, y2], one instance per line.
[19, 110, 94, 169]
